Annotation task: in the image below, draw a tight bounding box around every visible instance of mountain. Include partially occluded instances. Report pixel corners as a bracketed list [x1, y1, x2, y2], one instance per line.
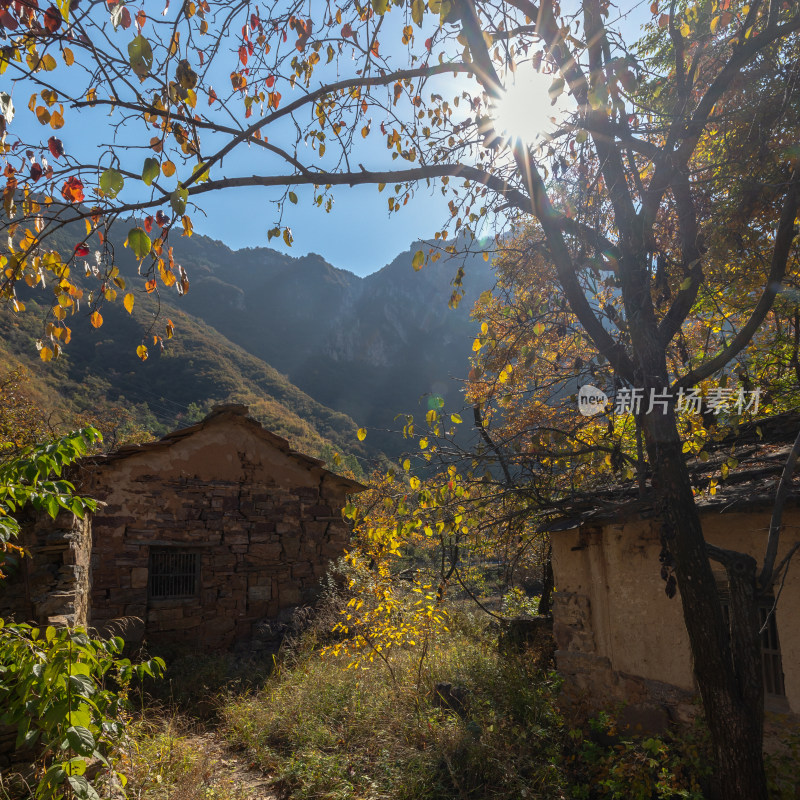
[5, 207, 494, 460]
[168, 235, 495, 453]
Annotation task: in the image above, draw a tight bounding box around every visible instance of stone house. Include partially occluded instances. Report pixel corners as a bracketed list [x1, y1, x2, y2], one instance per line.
[0, 405, 363, 651]
[546, 415, 800, 734]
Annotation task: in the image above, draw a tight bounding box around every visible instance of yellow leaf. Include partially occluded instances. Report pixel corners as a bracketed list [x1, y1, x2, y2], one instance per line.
[90, 310, 103, 328]
[63, 47, 74, 66]
[136, 344, 149, 361]
[162, 160, 176, 177]
[40, 345, 53, 362]
[357, 427, 367, 441]
[472, 338, 482, 352]
[123, 293, 134, 313]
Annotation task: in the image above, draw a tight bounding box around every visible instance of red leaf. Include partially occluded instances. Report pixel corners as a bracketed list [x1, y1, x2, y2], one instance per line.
[341, 23, 352, 37]
[144, 215, 154, 233]
[0, 10, 19, 30]
[197, 48, 204, 65]
[238, 44, 248, 65]
[48, 136, 64, 159]
[265, 75, 275, 88]
[250, 12, 258, 30]
[61, 176, 84, 203]
[43, 5, 61, 32]
[135, 8, 146, 28]
[74, 242, 90, 256]
[30, 163, 43, 181]
[208, 88, 217, 105]
[425, 37, 432, 52]
[155, 210, 169, 227]
[121, 6, 131, 28]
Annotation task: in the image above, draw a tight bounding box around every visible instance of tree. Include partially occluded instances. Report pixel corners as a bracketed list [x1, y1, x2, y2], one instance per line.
[2, 1, 800, 796]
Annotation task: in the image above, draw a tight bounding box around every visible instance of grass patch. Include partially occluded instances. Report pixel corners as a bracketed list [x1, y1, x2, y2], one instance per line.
[222, 608, 564, 800]
[115, 714, 254, 800]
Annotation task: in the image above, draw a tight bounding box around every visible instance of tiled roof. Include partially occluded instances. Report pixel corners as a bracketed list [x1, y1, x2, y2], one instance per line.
[539, 412, 800, 530]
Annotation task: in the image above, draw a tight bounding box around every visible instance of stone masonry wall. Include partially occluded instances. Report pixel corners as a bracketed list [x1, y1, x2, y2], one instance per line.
[0, 508, 91, 628]
[0, 510, 92, 770]
[90, 468, 351, 651]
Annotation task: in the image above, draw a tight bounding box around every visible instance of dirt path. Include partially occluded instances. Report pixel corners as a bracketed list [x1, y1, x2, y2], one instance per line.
[186, 730, 277, 800]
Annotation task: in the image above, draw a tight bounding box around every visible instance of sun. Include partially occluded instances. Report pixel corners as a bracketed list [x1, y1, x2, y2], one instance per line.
[491, 70, 571, 145]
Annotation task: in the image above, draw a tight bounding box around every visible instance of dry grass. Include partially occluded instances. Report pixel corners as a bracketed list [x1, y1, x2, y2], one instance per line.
[116, 714, 272, 800]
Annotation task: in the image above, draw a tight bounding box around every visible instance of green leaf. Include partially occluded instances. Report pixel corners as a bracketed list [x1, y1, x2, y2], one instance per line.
[548, 77, 565, 101]
[141, 157, 160, 186]
[67, 774, 101, 800]
[127, 227, 152, 260]
[412, 0, 425, 25]
[65, 725, 95, 756]
[170, 185, 188, 215]
[288, 191, 298, 204]
[372, 0, 388, 13]
[412, 250, 425, 270]
[99, 168, 124, 198]
[68, 674, 96, 697]
[128, 35, 153, 77]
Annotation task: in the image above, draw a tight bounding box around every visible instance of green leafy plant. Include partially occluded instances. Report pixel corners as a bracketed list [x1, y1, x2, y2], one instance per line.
[0, 427, 166, 798]
[0, 622, 165, 798]
[0, 428, 101, 573]
[565, 712, 711, 800]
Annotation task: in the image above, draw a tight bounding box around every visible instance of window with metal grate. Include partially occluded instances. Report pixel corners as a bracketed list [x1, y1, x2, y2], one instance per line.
[149, 549, 199, 599]
[718, 586, 786, 698]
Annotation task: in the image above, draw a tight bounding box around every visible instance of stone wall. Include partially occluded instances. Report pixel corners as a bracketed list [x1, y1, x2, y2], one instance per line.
[89, 474, 349, 649]
[0, 508, 91, 628]
[0, 510, 92, 770]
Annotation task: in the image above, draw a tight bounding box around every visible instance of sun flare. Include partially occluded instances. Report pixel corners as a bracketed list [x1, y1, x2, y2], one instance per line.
[491, 70, 572, 144]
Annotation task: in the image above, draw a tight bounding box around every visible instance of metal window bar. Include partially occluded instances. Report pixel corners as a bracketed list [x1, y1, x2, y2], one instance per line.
[759, 604, 786, 698]
[719, 592, 786, 697]
[149, 550, 199, 599]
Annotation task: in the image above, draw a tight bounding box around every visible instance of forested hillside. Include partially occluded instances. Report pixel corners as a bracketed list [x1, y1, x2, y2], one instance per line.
[1, 288, 367, 464]
[7, 207, 492, 458]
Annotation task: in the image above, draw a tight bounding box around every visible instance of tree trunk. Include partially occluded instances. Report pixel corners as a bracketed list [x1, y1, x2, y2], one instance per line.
[538, 542, 554, 616]
[639, 393, 767, 800]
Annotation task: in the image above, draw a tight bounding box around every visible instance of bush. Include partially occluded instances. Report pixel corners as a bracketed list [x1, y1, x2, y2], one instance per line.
[222, 606, 566, 800]
[563, 711, 712, 800]
[0, 622, 164, 799]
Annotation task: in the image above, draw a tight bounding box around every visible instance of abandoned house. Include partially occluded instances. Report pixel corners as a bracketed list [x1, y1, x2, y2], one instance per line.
[546, 414, 800, 734]
[0, 405, 364, 651]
